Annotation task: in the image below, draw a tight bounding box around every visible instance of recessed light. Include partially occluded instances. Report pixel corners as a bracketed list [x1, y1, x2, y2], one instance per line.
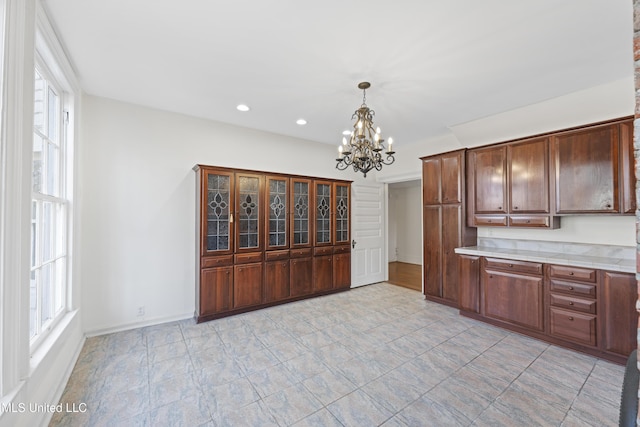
[296, 119, 307, 126]
[236, 104, 250, 112]
[342, 130, 351, 136]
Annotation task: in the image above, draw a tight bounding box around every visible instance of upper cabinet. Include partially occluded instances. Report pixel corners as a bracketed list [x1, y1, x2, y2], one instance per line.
[468, 138, 557, 228]
[314, 180, 333, 246]
[290, 178, 312, 248]
[201, 169, 235, 256]
[334, 182, 350, 245]
[422, 151, 462, 205]
[467, 116, 634, 228]
[552, 119, 634, 214]
[266, 175, 289, 251]
[235, 172, 263, 252]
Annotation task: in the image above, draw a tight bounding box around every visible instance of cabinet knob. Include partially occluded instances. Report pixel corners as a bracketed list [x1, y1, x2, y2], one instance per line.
[508, 264, 513, 267]
[568, 301, 574, 305]
[489, 275, 493, 279]
[526, 220, 531, 224]
[569, 272, 574, 276]
[513, 206, 518, 210]
[568, 286, 574, 290]
[497, 206, 502, 210]
[471, 260, 475, 264]
[568, 317, 574, 321]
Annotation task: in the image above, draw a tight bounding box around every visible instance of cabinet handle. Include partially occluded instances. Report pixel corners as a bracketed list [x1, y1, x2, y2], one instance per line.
[568, 317, 574, 321]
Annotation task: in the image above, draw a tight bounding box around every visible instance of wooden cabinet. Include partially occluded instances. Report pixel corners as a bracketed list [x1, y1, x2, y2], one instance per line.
[421, 150, 477, 307]
[553, 124, 620, 214]
[601, 271, 637, 357]
[482, 258, 545, 332]
[550, 117, 635, 214]
[290, 254, 313, 297]
[458, 255, 480, 313]
[333, 245, 351, 290]
[468, 137, 558, 228]
[547, 265, 598, 347]
[200, 266, 233, 316]
[233, 262, 263, 308]
[195, 165, 351, 322]
[264, 258, 289, 303]
[459, 255, 636, 363]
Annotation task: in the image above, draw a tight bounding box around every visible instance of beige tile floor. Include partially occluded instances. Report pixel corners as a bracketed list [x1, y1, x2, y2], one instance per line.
[50, 283, 625, 426]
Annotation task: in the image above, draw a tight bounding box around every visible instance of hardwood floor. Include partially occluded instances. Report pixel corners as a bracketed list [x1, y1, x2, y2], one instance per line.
[388, 262, 422, 292]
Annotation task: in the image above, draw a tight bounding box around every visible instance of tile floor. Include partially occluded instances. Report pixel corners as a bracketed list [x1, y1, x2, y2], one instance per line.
[50, 283, 625, 426]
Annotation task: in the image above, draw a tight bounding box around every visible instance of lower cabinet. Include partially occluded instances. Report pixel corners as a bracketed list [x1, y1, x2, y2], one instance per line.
[601, 271, 637, 357]
[458, 254, 637, 363]
[264, 260, 290, 302]
[482, 258, 544, 332]
[333, 251, 351, 290]
[458, 255, 480, 313]
[313, 255, 333, 292]
[290, 257, 313, 297]
[233, 263, 263, 309]
[200, 267, 233, 316]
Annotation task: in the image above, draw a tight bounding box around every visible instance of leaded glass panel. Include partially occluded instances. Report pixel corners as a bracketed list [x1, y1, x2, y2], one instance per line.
[293, 181, 309, 245]
[268, 179, 287, 247]
[316, 183, 331, 244]
[238, 176, 260, 249]
[336, 185, 349, 242]
[206, 174, 231, 251]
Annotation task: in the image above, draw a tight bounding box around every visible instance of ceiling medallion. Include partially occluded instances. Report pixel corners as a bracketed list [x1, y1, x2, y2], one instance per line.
[336, 82, 395, 177]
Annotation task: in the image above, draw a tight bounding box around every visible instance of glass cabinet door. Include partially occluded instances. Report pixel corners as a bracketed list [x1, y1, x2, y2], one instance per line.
[315, 181, 332, 245]
[291, 178, 311, 247]
[203, 170, 234, 255]
[236, 173, 263, 252]
[266, 176, 288, 250]
[334, 183, 350, 244]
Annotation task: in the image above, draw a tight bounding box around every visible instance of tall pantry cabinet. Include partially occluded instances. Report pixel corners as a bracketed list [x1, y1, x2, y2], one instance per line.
[421, 150, 477, 307]
[194, 165, 352, 322]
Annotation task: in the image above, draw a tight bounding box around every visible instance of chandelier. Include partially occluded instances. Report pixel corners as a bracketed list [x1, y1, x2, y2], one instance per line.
[336, 82, 395, 177]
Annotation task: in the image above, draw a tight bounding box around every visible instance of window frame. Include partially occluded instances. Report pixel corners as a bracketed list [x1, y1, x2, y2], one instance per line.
[29, 54, 70, 350]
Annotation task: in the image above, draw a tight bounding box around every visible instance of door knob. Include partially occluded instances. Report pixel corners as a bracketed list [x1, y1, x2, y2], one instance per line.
[352, 240, 357, 249]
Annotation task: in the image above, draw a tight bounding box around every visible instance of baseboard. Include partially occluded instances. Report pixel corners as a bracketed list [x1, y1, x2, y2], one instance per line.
[85, 311, 194, 337]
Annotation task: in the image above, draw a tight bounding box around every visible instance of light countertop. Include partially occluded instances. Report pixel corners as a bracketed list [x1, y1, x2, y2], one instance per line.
[454, 238, 635, 273]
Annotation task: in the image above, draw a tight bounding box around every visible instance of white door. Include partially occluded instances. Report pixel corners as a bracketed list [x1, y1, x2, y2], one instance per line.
[351, 183, 386, 287]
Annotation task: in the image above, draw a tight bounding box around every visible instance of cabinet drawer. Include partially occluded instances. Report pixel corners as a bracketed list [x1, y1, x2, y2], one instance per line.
[484, 258, 543, 275]
[201, 255, 234, 268]
[508, 216, 550, 227]
[549, 308, 597, 347]
[265, 250, 289, 261]
[314, 246, 334, 256]
[234, 252, 263, 264]
[549, 265, 596, 282]
[290, 248, 312, 258]
[333, 245, 351, 254]
[474, 215, 508, 226]
[549, 293, 596, 314]
[549, 279, 596, 298]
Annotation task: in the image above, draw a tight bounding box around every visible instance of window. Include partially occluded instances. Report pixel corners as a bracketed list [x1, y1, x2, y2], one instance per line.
[30, 65, 68, 347]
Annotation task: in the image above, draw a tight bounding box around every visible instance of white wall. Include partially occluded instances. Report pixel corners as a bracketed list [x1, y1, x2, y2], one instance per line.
[376, 77, 636, 248]
[79, 95, 369, 334]
[388, 183, 422, 265]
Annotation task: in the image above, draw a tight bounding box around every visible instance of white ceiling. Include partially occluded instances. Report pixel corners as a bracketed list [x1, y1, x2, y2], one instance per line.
[43, 0, 633, 148]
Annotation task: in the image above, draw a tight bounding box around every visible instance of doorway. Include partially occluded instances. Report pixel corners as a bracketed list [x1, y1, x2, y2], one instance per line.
[387, 179, 422, 292]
